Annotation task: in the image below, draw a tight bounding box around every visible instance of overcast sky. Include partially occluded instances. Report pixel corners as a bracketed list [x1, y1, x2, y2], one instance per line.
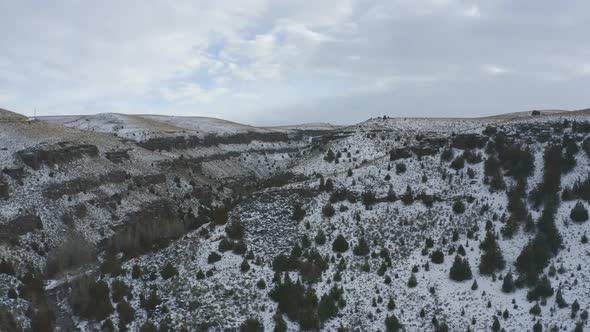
[1, 1, 589, 125]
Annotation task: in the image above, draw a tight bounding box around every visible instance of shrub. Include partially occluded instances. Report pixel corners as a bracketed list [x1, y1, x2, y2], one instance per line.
[322, 203, 336, 218]
[332, 235, 349, 253]
[401, 185, 414, 205]
[111, 280, 132, 303]
[0, 260, 15, 276]
[529, 303, 541, 316]
[117, 300, 135, 331]
[140, 288, 161, 316]
[219, 237, 233, 252]
[100, 254, 122, 277]
[395, 163, 407, 174]
[69, 276, 113, 321]
[407, 273, 417, 288]
[450, 156, 465, 170]
[240, 318, 264, 332]
[431, 250, 444, 264]
[324, 149, 336, 162]
[207, 252, 222, 264]
[272, 254, 290, 272]
[212, 206, 229, 225]
[45, 236, 96, 277]
[390, 148, 411, 161]
[226, 220, 245, 239]
[232, 240, 247, 255]
[361, 191, 377, 208]
[160, 262, 178, 280]
[325, 178, 334, 192]
[571, 202, 589, 222]
[292, 205, 306, 221]
[452, 200, 465, 214]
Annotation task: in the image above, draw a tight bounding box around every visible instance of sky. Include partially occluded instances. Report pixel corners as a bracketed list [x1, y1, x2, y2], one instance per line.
[0, 0, 589, 125]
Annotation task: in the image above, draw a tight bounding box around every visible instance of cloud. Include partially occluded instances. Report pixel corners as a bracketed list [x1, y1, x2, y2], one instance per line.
[483, 64, 509, 75]
[0, 0, 589, 124]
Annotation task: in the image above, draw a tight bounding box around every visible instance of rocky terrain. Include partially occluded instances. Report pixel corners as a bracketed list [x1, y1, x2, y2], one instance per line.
[1, 107, 590, 332]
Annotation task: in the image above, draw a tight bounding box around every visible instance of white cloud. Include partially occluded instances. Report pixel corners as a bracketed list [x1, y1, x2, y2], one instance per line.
[0, 0, 589, 123]
[460, 5, 481, 18]
[483, 64, 509, 75]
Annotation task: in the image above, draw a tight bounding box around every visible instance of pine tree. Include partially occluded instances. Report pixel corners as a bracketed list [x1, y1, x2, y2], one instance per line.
[479, 231, 505, 275]
[325, 178, 334, 192]
[332, 235, 349, 253]
[387, 298, 396, 311]
[401, 185, 414, 205]
[571, 300, 580, 318]
[556, 287, 568, 308]
[353, 237, 370, 256]
[570, 202, 589, 222]
[385, 314, 402, 332]
[322, 203, 335, 218]
[452, 200, 466, 214]
[431, 249, 444, 264]
[324, 149, 336, 162]
[502, 271, 514, 293]
[450, 255, 472, 281]
[492, 316, 500, 331]
[315, 230, 326, 245]
[407, 273, 418, 288]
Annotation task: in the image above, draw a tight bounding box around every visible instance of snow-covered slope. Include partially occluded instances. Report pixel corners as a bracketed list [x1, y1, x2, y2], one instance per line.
[2, 109, 590, 332]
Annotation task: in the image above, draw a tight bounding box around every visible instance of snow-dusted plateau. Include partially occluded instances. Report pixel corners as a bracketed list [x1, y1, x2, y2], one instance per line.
[1, 107, 590, 332]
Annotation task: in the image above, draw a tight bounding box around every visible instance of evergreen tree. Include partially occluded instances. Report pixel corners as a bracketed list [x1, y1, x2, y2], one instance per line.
[526, 275, 554, 302]
[571, 300, 580, 319]
[452, 200, 466, 214]
[431, 249, 444, 264]
[556, 287, 568, 308]
[315, 230, 326, 245]
[332, 235, 349, 253]
[273, 311, 287, 332]
[322, 203, 336, 218]
[387, 298, 396, 311]
[502, 271, 514, 293]
[385, 314, 402, 332]
[479, 231, 506, 275]
[353, 237, 370, 256]
[407, 273, 418, 288]
[324, 149, 336, 162]
[570, 202, 589, 222]
[491, 316, 500, 331]
[401, 185, 414, 205]
[325, 178, 334, 192]
[450, 255, 472, 281]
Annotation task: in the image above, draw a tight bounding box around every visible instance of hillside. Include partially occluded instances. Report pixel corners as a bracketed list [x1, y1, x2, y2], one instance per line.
[1, 109, 590, 331]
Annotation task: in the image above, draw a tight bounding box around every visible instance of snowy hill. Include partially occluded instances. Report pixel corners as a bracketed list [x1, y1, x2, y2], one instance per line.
[1, 108, 590, 332]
